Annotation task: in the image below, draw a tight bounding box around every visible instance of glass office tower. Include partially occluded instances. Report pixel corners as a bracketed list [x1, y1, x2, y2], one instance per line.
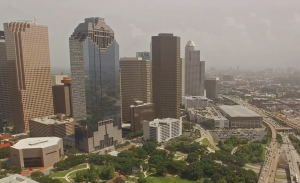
[70, 17, 120, 134]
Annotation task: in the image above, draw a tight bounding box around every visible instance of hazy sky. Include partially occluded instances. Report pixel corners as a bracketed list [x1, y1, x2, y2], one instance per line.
[1, 0, 300, 71]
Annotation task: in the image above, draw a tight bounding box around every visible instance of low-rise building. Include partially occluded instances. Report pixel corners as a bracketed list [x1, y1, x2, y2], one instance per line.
[29, 114, 74, 138]
[75, 119, 122, 153]
[130, 101, 155, 132]
[218, 105, 262, 128]
[0, 174, 39, 183]
[181, 96, 209, 109]
[10, 137, 63, 168]
[188, 107, 229, 128]
[143, 118, 182, 143]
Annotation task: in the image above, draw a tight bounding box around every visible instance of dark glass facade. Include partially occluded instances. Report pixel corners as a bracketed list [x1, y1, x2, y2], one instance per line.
[70, 17, 120, 134]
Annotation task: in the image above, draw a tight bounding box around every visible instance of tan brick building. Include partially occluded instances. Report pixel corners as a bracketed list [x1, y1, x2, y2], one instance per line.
[3, 22, 54, 133]
[151, 33, 181, 119]
[52, 77, 73, 116]
[29, 114, 74, 138]
[120, 57, 151, 122]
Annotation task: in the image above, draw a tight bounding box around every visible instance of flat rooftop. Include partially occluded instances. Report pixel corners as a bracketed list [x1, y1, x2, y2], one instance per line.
[219, 105, 261, 118]
[0, 174, 39, 183]
[12, 137, 61, 149]
[31, 115, 74, 125]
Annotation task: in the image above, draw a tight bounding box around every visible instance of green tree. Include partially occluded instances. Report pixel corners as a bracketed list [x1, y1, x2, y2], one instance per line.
[114, 177, 125, 183]
[0, 147, 10, 159]
[186, 152, 200, 163]
[75, 170, 85, 182]
[138, 178, 148, 183]
[0, 170, 7, 179]
[99, 165, 115, 180]
[142, 142, 157, 154]
[68, 147, 79, 155]
[149, 168, 156, 174]
[30, 172, 45, 181]
[9, 166, 21, 173]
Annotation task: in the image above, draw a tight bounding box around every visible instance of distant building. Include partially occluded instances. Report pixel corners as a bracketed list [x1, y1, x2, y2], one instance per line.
[184, 41, 205, 96]
[143, 118, 182, 143]
[4, 22, 54, 133]
[0, 30, 13, 130]
[152, 33, 181, 119]
[0, 174, 39, 183]
[218, 105, 262, 128]
[136, 51, 151, 61]
[120, 57, 151, 122]
[29, 114, 74, 138]
[205, 77, 219, 100]
[70, 17, 120, 127]
[188, 107, 229, 128]
[130, 101, 155, 132]
[75, 119, 122, 153]
[10, 137, 63, 168]
[52, 77, 73, 116]
[52, 75, 68, 85]
[222, 75, 234, 81]
[182, 96, 209, 109]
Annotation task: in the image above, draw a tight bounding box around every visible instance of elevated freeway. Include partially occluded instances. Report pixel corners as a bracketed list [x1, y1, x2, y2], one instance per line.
[221, 95, 280, 183]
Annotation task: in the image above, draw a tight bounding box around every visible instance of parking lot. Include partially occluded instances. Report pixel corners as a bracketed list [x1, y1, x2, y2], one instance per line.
[210, 128, 267, 142]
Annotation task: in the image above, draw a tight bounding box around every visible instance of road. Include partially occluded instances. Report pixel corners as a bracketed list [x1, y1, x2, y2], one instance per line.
[221, 95, 280, 183]
[281, 133, 300, 183]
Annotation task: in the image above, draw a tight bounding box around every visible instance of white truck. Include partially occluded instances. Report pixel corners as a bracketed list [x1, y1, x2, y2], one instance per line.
[295, 174, 299, 183]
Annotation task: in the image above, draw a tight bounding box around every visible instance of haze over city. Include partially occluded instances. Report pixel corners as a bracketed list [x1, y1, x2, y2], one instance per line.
[1, 1, 300, 183]
[1, 0, 300, 71]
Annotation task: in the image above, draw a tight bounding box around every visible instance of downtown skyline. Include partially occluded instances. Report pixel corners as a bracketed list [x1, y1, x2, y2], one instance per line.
[1, 0, 300, 71]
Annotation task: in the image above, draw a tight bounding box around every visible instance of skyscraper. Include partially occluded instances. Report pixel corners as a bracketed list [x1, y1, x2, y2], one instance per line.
[136, 51, 151, 61]
[120, 57, 150, 122]
[69, 17, 120, 128]
[0, 30, 13, 131]
[3, 22, 54, 133]
[184, 41, 205, 96]
[152, 33, 181, 119]
[205, 77, 219, 100]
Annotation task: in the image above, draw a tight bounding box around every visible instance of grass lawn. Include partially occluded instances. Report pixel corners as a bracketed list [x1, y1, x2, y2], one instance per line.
[145, 176, 205, 183]
[275, 174, 287, 179]
[49, 164, 87, 178]
[174, 154, 186, 160]
[261, 145, 266, 160]
[201, 138, 215, 150]
[57, 178, 69, 183]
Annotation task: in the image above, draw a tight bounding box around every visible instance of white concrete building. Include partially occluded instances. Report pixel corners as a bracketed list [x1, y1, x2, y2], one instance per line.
[143, 118, 182, 143]
[0, 174, 39, 183]
[188, 107, 229, 128]
[182, 95, 209, 109]
[184, 41, 205, 96]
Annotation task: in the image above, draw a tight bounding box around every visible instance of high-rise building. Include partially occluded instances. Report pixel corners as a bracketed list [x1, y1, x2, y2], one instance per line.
[52, 75, 68, 85]
[136, 51, 151, 61]
[181, 58, 185, 97]
[4, 22, 54, 133]
[52, 77, 73, 116]
[205, 77, 219, 100]
[184, 41, 205, 96]
[120, 57, 150, 122]
[130, 101, 154, 132]
[151, 33, 181, 119]
[0, 30, 13, 131]
[69, 17, 120, 127]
